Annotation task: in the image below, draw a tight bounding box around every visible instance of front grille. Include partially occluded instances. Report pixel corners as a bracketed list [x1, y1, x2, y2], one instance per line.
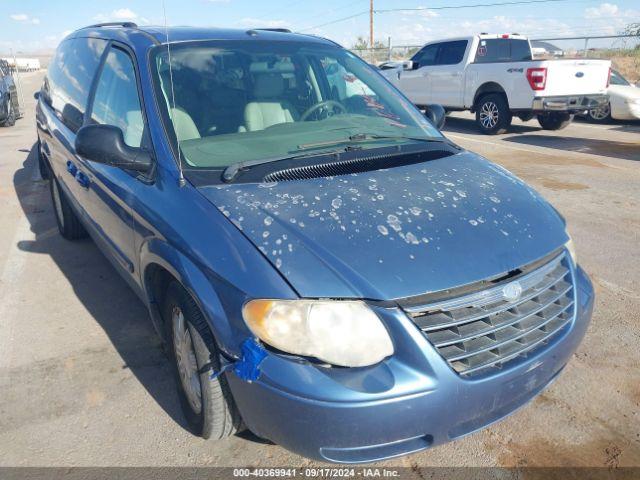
[401, 252, 575, 378]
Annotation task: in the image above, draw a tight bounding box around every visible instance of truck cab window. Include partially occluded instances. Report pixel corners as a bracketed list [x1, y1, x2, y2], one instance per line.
[436, 41, 468, 65]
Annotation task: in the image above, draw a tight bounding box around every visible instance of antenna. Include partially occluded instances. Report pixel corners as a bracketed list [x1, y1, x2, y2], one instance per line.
[162, 0, 186, 187]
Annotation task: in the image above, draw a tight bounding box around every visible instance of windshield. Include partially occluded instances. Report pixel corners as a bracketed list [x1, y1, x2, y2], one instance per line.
[151, 40, 442, 170]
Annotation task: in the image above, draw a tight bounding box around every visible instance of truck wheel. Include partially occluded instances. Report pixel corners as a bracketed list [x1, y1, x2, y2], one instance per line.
[587, 103, 611, 123]
[164, 281, 241, 440]
[475, 94, 512, 135]
[0, 96, 16, 127]
[50, 177, 87, 240]
[537, 112, 573, 130]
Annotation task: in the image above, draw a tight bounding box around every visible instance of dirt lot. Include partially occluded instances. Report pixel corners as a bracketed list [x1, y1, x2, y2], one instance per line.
[0, 71, 639, 470]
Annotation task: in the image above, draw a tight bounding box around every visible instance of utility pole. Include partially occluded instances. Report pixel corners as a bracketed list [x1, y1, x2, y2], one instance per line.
[369, 0, 374, 49]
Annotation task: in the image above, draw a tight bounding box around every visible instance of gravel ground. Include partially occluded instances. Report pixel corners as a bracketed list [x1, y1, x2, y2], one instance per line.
[0, 72, 638, 470]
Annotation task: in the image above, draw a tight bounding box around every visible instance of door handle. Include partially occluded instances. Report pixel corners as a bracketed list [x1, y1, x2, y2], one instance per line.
[75, 171, 90, 189]
[66, 160, 77, 176]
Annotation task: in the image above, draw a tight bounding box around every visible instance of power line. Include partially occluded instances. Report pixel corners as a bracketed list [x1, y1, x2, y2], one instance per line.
[301, 0, 593, 32]
[376, 0, 582, 13]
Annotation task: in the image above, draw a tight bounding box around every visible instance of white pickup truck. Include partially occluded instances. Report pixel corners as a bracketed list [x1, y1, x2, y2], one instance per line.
[380, 34, 611, 134]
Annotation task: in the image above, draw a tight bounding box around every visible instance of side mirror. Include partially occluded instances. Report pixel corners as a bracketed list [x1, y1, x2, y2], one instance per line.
[424, 104, 446, 130]
[33, 91, 40, 100]
[402, 60, 415, 71]
[75, 124, 152, 172]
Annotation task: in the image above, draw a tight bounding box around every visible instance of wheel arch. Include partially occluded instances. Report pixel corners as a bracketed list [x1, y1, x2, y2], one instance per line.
[472, 82, 509, 112]
[140, 238, 247, 358]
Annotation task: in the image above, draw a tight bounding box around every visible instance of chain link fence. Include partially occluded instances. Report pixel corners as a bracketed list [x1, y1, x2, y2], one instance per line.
[352, 34, 640, 83]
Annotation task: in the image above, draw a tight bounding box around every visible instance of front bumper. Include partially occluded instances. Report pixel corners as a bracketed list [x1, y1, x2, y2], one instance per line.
[533, 94, 608, 112]
[227, 266, 594, 463]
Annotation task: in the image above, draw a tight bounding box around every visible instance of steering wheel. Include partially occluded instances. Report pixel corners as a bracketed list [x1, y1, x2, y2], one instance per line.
[300, 100, 347, 122]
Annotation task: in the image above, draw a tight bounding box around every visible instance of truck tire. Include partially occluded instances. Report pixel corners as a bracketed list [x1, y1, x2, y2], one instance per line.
[537, 112, 573, 130]
[475, 94, 512, 135]
[0, 96, 16, 127]
[163, 281, 241, 440]
[50, 176, 87, 240]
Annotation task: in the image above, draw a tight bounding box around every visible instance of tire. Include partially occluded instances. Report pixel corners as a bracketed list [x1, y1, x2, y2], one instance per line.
[37, 139, 50, 180]
[587, 103, 612, 123]
[475, 93, 512, 135]
[49, 176, 87, 240]
[537, 112, 573, 130]
[0, 96, 16, 127]
[163, 281, 241, 440]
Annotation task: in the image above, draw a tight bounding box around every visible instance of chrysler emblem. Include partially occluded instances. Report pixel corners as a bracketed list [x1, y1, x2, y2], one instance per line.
[502, 281, 523, 302]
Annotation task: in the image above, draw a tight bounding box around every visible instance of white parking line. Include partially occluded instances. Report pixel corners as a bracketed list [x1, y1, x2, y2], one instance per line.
[446, 133, 564, 157]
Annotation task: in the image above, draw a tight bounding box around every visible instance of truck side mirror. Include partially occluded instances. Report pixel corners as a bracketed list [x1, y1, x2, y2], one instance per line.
[403, 60, 415, 71]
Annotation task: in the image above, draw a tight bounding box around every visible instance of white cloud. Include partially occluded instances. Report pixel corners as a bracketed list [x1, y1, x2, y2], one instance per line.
[93, 8, 149, 24]
[112, 8, 138, 20]
[585, 3, 619, 18]
[10, 13, 29, 21]
[238, 17, 291, 29]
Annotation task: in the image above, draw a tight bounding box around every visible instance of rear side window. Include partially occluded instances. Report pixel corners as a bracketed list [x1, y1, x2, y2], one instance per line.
[91, 47, 144, 148]
[475, 39, 532, 63]
[44, 37, 107, 132]
[437, 41, 468, 65]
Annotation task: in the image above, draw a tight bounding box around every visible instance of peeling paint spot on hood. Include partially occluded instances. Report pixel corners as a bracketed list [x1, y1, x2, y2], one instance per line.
[198, 152, 568, 300]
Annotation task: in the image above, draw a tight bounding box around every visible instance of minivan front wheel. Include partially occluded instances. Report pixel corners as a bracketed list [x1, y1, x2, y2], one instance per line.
[50, 177, 87, 240]
[164, 282, 241, 440]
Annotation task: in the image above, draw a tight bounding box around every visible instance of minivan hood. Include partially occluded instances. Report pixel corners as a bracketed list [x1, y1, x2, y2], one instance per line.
[198, 151, 568, 300]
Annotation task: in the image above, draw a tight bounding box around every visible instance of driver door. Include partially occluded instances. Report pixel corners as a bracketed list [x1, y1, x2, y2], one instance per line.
[398, 43, 439, 106]
[76, 44, 148, 280]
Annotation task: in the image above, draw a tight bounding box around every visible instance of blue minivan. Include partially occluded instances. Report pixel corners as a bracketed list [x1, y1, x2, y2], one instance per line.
[36, 23, 594, 463]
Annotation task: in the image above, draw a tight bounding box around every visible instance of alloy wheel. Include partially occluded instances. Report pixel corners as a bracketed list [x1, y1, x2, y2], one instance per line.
[480, 102, 499, 129]
[589, 103, 610, 121]
[172, 306, 203, 414]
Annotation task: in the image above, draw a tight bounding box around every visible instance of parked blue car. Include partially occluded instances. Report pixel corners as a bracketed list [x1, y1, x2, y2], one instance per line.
[36, 23, 594, 463]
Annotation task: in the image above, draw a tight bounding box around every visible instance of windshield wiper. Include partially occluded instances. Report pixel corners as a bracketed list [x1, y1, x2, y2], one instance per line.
[222, 134, 443, 183]
[222, 148, 351, 183]
[297, 133, 442, 151]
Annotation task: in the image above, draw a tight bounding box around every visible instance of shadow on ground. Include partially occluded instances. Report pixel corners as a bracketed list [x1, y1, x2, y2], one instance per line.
[504, 135, 640, 161]
[442, 115, 541, 135]
[11, 142, 268, 445]
[12, 142, 192, 432]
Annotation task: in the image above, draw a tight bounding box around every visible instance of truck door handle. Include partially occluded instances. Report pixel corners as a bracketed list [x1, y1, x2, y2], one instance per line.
[75, 171, 90, 189]
[66, 161, 77, 176]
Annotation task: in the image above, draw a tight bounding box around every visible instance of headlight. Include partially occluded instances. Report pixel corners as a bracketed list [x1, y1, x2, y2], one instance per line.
[242, 299, 394, 367]
[626, 98, 640, 105]
[565, 237, 577, 265]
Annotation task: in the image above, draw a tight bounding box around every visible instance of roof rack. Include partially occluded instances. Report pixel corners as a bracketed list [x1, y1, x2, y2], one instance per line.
[253, 28, 292, 33]
[84, 22, 138, 29]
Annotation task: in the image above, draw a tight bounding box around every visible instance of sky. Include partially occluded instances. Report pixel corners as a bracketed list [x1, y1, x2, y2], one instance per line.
[1, 0, 639, 54]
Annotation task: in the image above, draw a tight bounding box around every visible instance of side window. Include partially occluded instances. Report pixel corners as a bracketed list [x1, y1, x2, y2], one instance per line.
[412, 44, 439, 68]
[46, 38, 107, 132]
[91, 47, 144, 148]
[436, 40, 468, 65]
[475, 39, 510, 63]
[510, 40, 532, 61]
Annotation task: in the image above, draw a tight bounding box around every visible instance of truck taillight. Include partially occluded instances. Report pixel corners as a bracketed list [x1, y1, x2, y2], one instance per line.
[606, 67, 611, 88]
[526, 67, 547, 91]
